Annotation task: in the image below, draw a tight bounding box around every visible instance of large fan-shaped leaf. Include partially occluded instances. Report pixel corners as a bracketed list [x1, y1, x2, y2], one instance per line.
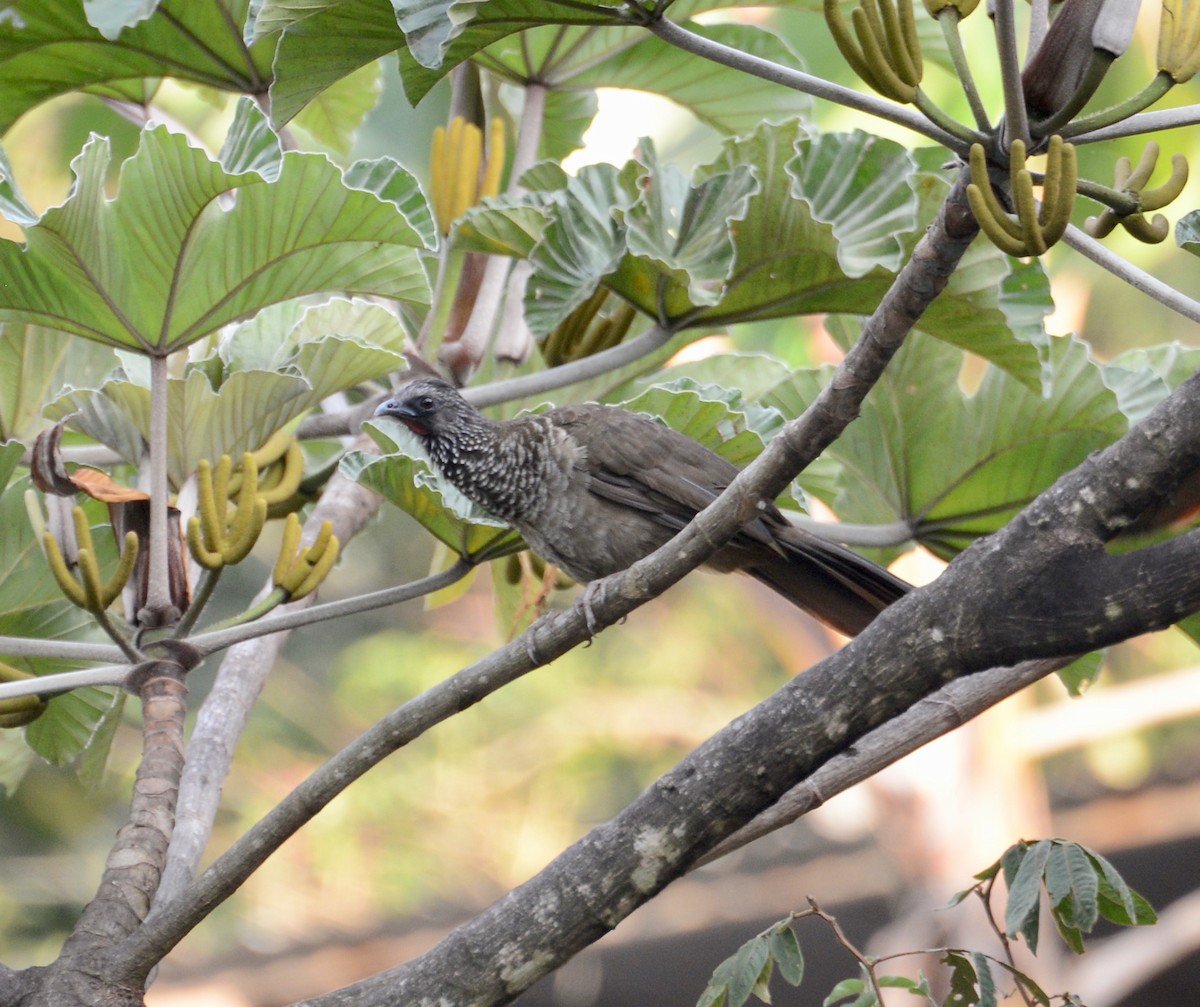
[0, 323, 117, 442]
[789, 323, 1127, 559]
[0, 0, 273, 132]
[48, 303, 408, 488]
[0, 110, 430, 355]
[265, 0, 407, 127]
[613, 381, 781, 470]
[467, 124, 1051, 388]
[524, 163, 636, 338]
[615, 141, 758, 314]
[394, 0, 624, 75]
[406, 18, 809, 131]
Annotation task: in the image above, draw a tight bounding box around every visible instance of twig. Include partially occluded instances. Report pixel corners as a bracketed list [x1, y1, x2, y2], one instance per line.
[647, 18, 967, 154]
[1062, 224, 1200, 324]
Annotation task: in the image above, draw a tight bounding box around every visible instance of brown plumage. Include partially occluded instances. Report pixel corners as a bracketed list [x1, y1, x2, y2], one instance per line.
[375, 378, 909, 636]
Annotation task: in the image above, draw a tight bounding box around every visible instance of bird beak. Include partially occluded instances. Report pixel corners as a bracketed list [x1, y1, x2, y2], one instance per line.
[374, 398, 413, 420]
[374, 398, 428, 437]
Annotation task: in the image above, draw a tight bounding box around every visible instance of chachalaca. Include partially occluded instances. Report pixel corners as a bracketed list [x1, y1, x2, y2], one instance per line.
[375, 378, 909, 636]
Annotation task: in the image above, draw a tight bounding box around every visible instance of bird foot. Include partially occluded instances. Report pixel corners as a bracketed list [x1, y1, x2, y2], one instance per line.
[524, 630, 543, 666]
[578, 581, 606, 642]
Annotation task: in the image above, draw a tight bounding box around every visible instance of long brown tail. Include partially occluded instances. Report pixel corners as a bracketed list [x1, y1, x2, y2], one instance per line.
[745, 529, 911, 637]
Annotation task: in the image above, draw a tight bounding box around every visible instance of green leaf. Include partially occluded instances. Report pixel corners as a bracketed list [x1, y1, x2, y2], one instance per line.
[879, 974, 935, 1005]
[0, 440, 22, 496]
[768, 924, 804, 987]
[220, 91, 287, 179]
[810, 325, 1125, 561]
[989, 961, 1051, 1007]
[822, 977, 869, 1007]
[1045, 841, 1099, 934]
[1054, 651, 1104, 697]
[394, 0, 624, 77]
[1103, 343, 1200, 423]
[45, 340, 409, 488]
[0, 323, 118, 442]
[526, 87, 596, 163]
[525, 163, 635, 338]
[727, 933, 771, 1007]
[0, 0, 274, 132]
[786, 129, 917, 277]
[1085, 846, 1157, 927]
[1005, 839, 1053, 950]
[697, 956, 733, 1007]
[0, 731, 36, 796]
[292, 57, 383, 155]
[0, 141, 39, 226]
[73, 689, 127, 789]
[941, 952, 981, 1007]
[267, 0, 406, 127]
[1176, 208, 1200, 253]
[616, 139, 759, 313]
[459, 194, 556, 258]
[673, 122, 915, 326]
[345, 156, 439, 252]
[615, 381, 781, 470]
[24, 687, 123, 769]
[0, 115, 430, 355]
[344, 421, 524, 563]
[475, 20, 811, 139]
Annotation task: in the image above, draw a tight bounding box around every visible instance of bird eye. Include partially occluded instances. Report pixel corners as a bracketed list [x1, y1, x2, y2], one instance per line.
[418, 396, 436, 411]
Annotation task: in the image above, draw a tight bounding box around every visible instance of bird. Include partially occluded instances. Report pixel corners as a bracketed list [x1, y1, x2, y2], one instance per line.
[374, 378, 910, 636]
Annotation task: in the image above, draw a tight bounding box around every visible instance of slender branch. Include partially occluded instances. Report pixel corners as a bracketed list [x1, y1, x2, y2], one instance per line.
[1061, 224, 1200, 324]
[939, 9, 991, 132]
[804, 899, 886, 1005]
[695, 655, 1071, 865]
[464, 323, 678, 407]
[186, 559, 473, 656]
[0, 636, 125, 664]
[145, 354, 173, 620]
[0, 663, 129, 702]
[1072, 103, 1200, 144]
[280, 362, 1200, 1007]
[993, 0, 1030, 147]
[646, 18, 967, 154]
[1061, 73, 1176, 140]
[511, 82, 546, 185]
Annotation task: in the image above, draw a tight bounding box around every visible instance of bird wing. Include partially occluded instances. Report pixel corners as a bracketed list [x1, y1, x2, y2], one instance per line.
[549, 404, 783, 546]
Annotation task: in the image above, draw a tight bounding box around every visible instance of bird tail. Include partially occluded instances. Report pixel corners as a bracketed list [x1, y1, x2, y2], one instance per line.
[745, 530, 911, 638]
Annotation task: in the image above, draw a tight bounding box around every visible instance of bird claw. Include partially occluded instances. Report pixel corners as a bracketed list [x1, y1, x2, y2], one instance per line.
[524, 631, 543, 666]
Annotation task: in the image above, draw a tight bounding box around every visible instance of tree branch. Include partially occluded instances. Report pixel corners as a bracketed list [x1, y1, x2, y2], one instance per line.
[647, 18, 968, 154]
[111, 167, 981, 986]
[285, 365, 1200, 1007]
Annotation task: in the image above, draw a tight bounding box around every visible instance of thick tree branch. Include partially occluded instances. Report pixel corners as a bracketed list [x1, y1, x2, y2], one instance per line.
[696, 654, 1073, 865]
[111, 170, 981, 984]
[289, 367, 1200, 1007]
[29, 662, 189, 1006]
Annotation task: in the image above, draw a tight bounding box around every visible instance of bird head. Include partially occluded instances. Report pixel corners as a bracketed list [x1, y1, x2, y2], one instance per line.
[374, 378, 475, 440]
